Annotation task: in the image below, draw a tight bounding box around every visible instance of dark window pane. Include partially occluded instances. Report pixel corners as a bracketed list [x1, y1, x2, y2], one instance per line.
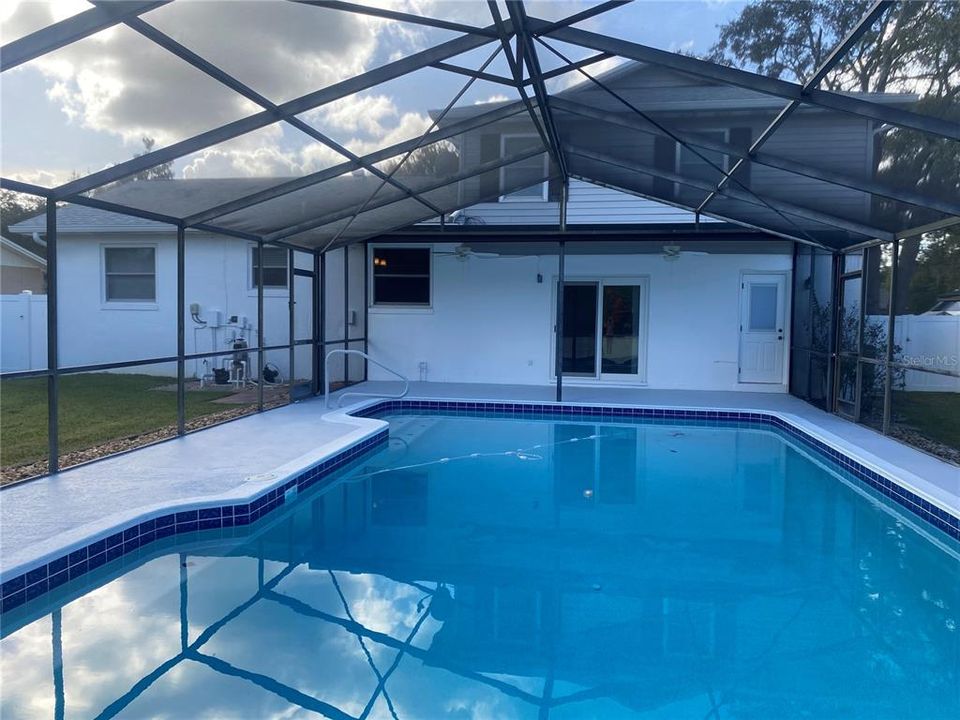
[105, 247, 154, 273]
[562, 283, 597, 375]
[106, 274, 155, 301]
[251, 245, 288, 288]
[372, 248, 430, 305]
[372, 248, 430, 276]
[374, 277, 430, 305]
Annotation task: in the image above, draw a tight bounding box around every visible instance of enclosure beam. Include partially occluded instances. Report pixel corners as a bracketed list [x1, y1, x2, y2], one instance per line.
[320, 44, 507, 251]
[529, 0, 629, 35]
[536, 36, 823, 245]
[177, 224, 186, 436]
[112, 12, 444, 218]
[536, 52, 615, 83]
[0, 0, 167, 72]
[46, 200, 59, 475]
[487, 2, 555, 167]
[882, 240, 898, 435]
[265, 148, 544, 241]
[430, 61, 516, 86]
[555, 239, 565, 403]
[552, 98, 960, 218]
[536, 20, 960, 141]
[288, 249, 296, 402]
[182, 100, 527, 227]
[698, 0, 895, 213]
[52, 28, 501, 197]
[567, 146, 894, 241]
[257, 241, 265, 412]
[509, 2, 569, 179]
[291, 0, 499, 38]
[313, 251, 327, 395]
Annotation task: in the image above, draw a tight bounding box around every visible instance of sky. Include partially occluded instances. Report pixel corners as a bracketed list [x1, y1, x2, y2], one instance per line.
[0, 0, 748, 188]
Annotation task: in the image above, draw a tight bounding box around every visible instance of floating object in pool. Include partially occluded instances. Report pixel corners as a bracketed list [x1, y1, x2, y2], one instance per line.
[592, 583, 602, 591]
[583, 489, 594, 499]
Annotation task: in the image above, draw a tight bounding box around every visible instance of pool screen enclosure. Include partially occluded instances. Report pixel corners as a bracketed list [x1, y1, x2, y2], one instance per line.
[1, 0, 957, 476]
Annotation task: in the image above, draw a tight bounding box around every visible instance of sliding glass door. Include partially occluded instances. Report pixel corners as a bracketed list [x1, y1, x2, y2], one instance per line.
[560, 279, 647, 381]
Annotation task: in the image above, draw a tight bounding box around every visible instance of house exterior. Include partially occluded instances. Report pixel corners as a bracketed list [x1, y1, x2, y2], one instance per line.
[7, 63, 925, 395]
[1, 235, 46, 294]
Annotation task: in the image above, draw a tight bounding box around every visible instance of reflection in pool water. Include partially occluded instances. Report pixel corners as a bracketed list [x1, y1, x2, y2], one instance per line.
[1, 414, 958, 719]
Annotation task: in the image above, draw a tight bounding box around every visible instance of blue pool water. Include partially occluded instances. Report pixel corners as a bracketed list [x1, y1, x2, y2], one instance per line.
[1, 413, 958, 719]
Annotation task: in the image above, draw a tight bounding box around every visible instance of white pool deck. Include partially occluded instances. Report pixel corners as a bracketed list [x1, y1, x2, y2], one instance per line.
[2, 382, 957, 578]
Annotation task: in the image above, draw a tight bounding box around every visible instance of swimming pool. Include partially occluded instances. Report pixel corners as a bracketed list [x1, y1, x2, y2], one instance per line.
[2, 411, 958, 719]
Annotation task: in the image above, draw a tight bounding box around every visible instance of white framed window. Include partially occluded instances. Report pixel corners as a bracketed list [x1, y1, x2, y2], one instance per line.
[251, 245, 288, 289]
[102, 245, 156, 303]
[499, 134, 548, 202]
[370, 246, 431, 307]
[675, 129, 728, 185]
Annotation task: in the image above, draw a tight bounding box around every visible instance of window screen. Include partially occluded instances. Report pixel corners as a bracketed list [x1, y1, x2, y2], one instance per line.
[372, 247, 430, 306]
[104, 246, 156, 301]
[677, 130, 727, 182]
[252, 246, 288, 289]
[501, 135, 546, 200]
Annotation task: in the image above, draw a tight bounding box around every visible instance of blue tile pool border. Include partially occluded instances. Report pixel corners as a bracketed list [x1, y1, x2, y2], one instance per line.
[4, 398, 958, 615]
[356, 399, 960, 543]
[0, 429, 388, 615]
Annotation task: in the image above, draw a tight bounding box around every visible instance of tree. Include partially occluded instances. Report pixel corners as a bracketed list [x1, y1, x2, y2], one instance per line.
[0, 190, 44, 239]
[708, 1, 959, 307]
[130, 136, 174, 182]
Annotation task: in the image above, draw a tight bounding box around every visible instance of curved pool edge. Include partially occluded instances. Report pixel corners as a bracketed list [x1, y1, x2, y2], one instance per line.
[2, 396, 957, 615]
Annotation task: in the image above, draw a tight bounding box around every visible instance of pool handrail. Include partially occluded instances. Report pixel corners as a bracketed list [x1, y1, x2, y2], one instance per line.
[324, 349, 409, 408]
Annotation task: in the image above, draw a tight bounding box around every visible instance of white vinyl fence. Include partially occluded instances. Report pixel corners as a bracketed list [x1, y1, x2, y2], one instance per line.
[1, 292, 47, 372]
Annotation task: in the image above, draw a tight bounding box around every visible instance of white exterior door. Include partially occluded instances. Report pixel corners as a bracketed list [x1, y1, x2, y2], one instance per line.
[739, 273, 785, 384]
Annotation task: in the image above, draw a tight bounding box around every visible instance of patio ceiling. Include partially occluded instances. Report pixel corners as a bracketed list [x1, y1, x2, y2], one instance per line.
[2, 0, 957, 251]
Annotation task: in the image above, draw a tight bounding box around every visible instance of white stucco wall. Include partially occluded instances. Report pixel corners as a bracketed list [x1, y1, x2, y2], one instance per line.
[367, 242, 794, 392]
[52, 232, 329, 380]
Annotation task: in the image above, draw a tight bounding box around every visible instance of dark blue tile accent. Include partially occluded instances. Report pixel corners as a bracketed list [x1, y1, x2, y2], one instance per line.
[88, 539, 107, 556]
[48, 556, 68, 576]
[88, 552, 107, 570]
[25, 579, 48, 601]
[176, 510, 198, 523]
[123, 526, 139, 542]
[2, 575, 26, 598]
[156, 524, 176, 540]
[48, 570, 69, 590]
[106, 532, 124, 548]
[199, 507, 220, 520]
[25, 566, 47, 586]
[106, 545, 124, 562]
[198, 518, 221, 531]
[68, 547, 88, 566]
[69, 560, 88, 580]
[156, 514, 175, 528]
[177, 521, 198, 533]
[139, 519, 156, 534]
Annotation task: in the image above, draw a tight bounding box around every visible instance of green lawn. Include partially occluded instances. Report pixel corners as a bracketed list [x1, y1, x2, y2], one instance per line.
[1, 374, 236, 468]
[893, 390, 960, 451]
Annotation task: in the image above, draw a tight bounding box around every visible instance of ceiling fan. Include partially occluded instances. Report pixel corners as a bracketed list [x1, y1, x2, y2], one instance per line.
[662, 244, 709, 261]
[435, 243, 502, 261]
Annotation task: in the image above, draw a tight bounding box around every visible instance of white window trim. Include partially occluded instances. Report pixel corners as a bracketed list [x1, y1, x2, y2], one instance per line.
[248, 243, 289, 297]
[368, 244, 434, 313]
[100, 243, 158, 310]
[499, 133, 549, 202]
[549, 275, 650, 385]
[674, 128, 729, 194]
